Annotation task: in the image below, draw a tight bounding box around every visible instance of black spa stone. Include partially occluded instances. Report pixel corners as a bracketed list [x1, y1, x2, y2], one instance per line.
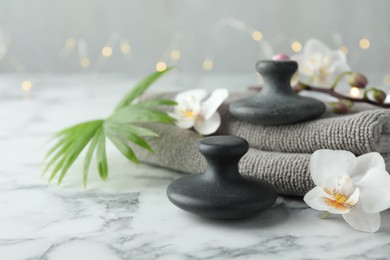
[166, 135, 277, 219]
[229, 60, 326, 125]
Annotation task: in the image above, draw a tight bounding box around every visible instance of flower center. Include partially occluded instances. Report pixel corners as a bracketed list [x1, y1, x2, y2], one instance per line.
[185, 110, 195, 117]
[333, 192, 348, 204]
[323, 175, 359, 211]
[180, 109, 198, 118]
[316, 67, 330, 84]
[323, 187, 355, 211]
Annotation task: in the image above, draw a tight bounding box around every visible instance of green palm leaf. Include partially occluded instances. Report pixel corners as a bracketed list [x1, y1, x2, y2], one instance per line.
[44, 120, 102, 176]
[110, 107, 176, 124]
[43, 69, 176, 187]
[132, 99, 177, 108]
[105, 120, 159, 138]
[83, 131, 99, 188]
[55, 122, 102, 184]
[114, 67, 173, 112]
[96, 128, 109, 181]
[107, 134, 140, 164]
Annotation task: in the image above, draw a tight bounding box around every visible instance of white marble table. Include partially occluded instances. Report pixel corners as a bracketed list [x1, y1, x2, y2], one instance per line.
[1, 74, 390, 260]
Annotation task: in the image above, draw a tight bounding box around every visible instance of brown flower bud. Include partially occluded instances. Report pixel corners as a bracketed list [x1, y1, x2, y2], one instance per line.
[330, 101, 350, 114]
[373, 89, 386, 104]
[293, 82, 308, 92]
[347, 72, 368, 89]
[340, 99, 353, 109]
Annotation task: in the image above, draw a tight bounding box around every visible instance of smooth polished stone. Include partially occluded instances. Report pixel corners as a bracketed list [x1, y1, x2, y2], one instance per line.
[167, 136, 277, 219]
[229, 60, 326, 125]
[1, 75, 390, 260]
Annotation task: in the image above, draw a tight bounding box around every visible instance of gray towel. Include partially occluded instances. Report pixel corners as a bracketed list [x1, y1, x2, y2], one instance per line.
[143, 91, 390, 155]
[132, 124, 390, 196]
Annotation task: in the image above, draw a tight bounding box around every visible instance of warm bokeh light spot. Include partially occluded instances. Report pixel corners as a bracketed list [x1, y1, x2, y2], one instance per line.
[359, 38, 370, 49]
[80, 58, 91, 68]
[202, 59, 214, 71]
[101, 46, 113, 57]
[22, 81, 32, 92]
[65, 37, 76, 48]
[291, 41, 302, 52]
[120, 42, 131, 54]
[339, 46, 348, 54]
[252, 31, 263, 41]
[170, 50, 181, 60]
[350, 87, 360, 98]
[156, 61, 167, 72]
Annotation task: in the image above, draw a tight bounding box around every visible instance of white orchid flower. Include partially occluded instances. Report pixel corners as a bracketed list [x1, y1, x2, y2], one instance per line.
[291, 39, 350, 87]
[171, 89, 229, 135]
[304, 150, 390, 233]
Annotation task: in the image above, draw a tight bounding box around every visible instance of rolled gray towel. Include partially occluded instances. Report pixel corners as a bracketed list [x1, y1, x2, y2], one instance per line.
[132, 124, 390, 196]
[142, 91, 390, 155]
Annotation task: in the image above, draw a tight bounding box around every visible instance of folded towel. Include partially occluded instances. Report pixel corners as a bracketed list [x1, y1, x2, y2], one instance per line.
[144, 91, 390, 155]
[132, 124, 390, 196]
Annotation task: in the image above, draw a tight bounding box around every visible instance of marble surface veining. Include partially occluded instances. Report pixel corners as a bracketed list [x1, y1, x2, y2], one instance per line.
[1, 75, 390, 260]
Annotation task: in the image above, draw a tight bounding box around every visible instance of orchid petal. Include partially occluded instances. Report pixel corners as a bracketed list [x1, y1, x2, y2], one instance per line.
[303, 39, 332, 59]
[323, 176, 337, 191]
[345, 187, 360, 207]
[304, 187, 331, 211]
[293, 39, 350, 88]
[310, 150, 356, 186]
[339, 176, 356, 197]
[175, 89, 208, 103]
[194, 112, 221, 135]
[342, 202, 381, 233]
[304, 187, 349, 214]
[324, 51, 348, 68]
[350, 152, 386, 182]
[173, 115, 195, 129]
[331, 54, 349, 69]
[200, 89, 229, 120]
[357, 167, 390, 213]
[312, 77, 331, 88]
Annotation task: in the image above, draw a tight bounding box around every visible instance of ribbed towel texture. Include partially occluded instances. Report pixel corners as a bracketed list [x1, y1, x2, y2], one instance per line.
[134, 91, 390, 196]
[133, 123, 390, 196]
[143, 91, 390, 155]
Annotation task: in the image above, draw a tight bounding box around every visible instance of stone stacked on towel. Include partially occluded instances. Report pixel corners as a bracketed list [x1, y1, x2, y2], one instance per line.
[133, 92, 390, 196]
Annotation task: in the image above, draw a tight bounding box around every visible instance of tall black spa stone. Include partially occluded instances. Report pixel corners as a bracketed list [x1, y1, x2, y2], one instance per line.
[229, 60, 326, 125]
[166, 136, 277, 219]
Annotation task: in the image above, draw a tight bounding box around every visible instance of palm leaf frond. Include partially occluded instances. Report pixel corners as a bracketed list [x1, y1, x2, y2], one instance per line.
[43, 69, 176, 187]
[83, 131, 100, 188]
[114, 67, 173, 112]
[96, 128, 109, 181]
[107, 133, 140, 164]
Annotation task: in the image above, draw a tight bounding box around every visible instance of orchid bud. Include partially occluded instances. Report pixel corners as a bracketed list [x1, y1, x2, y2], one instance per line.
[340, 99, 353, 109]
[330, 101, 350, 114]
[293, 82, 307, 92]
[373, 89, 386, 104]
[272, 54, 290, 61]
[347, 72, 368, 89]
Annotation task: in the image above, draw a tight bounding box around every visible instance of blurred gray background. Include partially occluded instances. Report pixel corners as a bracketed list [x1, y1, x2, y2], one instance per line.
[0, 0, 389, 84]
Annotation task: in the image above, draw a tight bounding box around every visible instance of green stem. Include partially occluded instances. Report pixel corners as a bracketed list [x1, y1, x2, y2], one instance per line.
[321, 211, 331, 219]
[331, 71, 352, 90]
[363, 87, 377, 100]
[295, 82, 390, 108]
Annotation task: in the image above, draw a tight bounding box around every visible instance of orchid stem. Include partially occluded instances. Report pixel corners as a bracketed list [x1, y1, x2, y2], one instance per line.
[363, 87, 377, 100]
[321, 211, 331, 219]
[249, 81, 389, 108]
[331, 71, 352, 90]
[295, 82, 390, 108]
